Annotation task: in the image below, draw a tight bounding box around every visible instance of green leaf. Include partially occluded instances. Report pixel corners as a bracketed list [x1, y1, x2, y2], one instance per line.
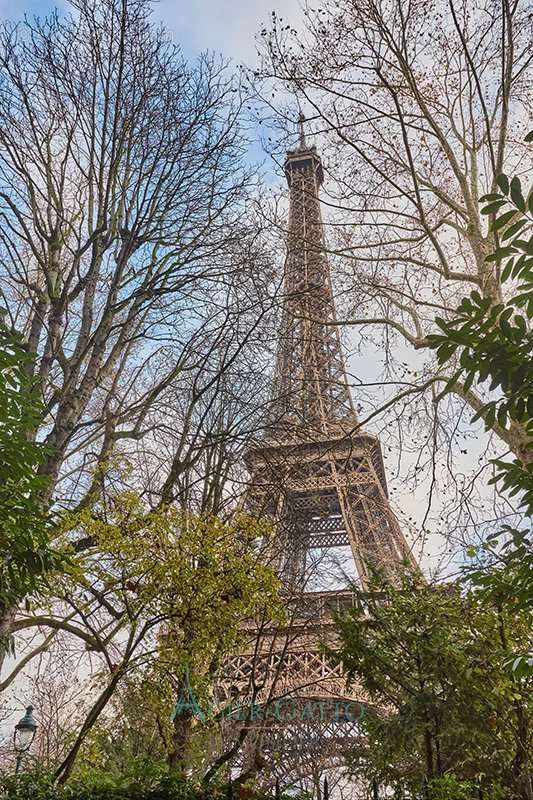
[510, 176, 526, 212]
[514, 314, 527, 333]
[496, 174, 510, 194]
[479, 193, 502, 203]
[479, 193, 503, 202]
[462, 370, 475, 393]
[501, 258, 515, 282]
[497, 404, 508, 429]
[512, 254, 527, 279]
[485, 246, 517, 262]
[471, 404, 487, 423]
[436, 341, 458, 362]
[513, 238, 533, 255]
[481, 200, 507, 215]
[492, 209, 517, 231]
[503, 218, 528, 242]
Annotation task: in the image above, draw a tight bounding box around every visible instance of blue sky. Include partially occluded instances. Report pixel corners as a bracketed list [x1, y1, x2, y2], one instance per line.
[0, 0, 302, 64]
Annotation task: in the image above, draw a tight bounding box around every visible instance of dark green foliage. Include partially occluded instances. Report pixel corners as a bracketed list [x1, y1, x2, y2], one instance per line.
[428, 136, 533, 514]
[0, 769, 281, 800]
[330, 569, 530, 797]
[0, 324, 65, 637]
[465, 526, 533, 678]
[427, 137, 532, 683]
[468, 527, 533, 612]
[0, 768, 190, 799]
[425, 775, 504, 800]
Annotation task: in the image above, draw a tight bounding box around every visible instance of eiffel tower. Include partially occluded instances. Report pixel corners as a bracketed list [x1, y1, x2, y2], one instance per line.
[220, 117, 416, 786]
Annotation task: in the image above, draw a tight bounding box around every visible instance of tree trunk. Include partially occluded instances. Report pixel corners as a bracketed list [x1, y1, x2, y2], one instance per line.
[497, 607, 533, 800]
[0, 604, 16, 676]
[168, 708, 194, 774]
[55, 670, 123, 784]
[512, 698, 533, 800]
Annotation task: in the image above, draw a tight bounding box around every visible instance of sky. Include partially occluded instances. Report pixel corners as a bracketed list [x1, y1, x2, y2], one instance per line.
[0, 0, 301, 64]
[158, 0, 301, 64]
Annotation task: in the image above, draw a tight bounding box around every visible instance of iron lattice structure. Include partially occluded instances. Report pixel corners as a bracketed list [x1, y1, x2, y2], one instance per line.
[221, 126, 416, 786]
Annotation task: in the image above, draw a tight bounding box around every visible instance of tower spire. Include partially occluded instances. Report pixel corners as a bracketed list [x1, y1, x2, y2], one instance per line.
[255, 136, 416, 586]
[268, 131, 355, 437]
[297, 110, 307, 149]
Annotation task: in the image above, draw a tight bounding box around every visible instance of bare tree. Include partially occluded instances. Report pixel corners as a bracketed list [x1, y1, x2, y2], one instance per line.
[0, 0, 287, 673]
[0, 0, 270, 505]
[257, 0, 532, 514]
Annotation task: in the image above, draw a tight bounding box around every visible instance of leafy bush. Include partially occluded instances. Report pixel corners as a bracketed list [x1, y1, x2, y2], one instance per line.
[426, 775, 507, 800]
[426, 775, 473, 800]
[428, 133, 533, 681]
[0, 770, 278, 800]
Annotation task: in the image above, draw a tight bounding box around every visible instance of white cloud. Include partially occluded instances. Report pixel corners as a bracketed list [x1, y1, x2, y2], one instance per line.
[157, 0, 302, 64]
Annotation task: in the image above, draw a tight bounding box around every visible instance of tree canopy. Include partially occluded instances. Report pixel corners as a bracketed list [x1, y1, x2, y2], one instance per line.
[331, 569, 531, 799]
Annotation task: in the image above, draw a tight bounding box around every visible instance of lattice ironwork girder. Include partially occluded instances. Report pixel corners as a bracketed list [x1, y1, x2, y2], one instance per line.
[303, 514, 344, 533]
[307, 531, 350, 548]
[246, 432, 382, 465]
[220, 699, 369, 786]
[285, 470, 376, 492]
[245, 433, 389, 497]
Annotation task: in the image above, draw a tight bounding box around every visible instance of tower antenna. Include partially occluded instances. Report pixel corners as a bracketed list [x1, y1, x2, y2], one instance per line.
[297, 111, 307, 149]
